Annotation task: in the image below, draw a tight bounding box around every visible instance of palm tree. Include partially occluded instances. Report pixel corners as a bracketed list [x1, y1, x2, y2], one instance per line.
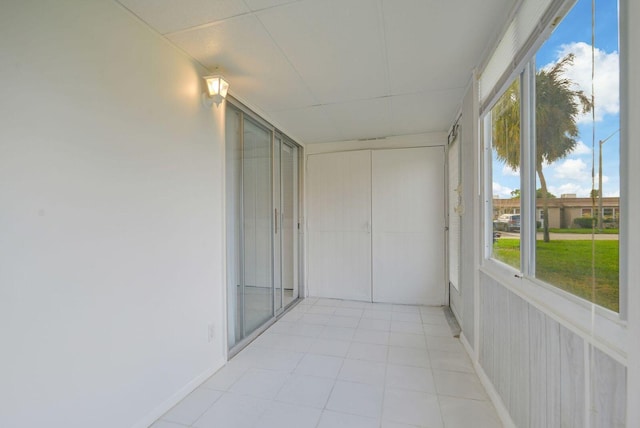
[492, 54, 592, 242]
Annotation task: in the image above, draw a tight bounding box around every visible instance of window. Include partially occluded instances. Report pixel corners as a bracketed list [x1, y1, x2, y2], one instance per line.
[489, 76, 521, 270]
[484, 0, 621, 313]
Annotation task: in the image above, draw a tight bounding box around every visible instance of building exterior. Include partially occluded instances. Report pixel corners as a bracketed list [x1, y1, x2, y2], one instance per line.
[494, 195, 620, 228]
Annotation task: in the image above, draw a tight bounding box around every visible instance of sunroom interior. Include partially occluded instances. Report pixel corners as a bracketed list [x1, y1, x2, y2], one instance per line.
[2, 0, 639, 427]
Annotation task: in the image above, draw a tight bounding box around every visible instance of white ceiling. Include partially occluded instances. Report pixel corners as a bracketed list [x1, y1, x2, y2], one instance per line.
[117, 0, 516, 144]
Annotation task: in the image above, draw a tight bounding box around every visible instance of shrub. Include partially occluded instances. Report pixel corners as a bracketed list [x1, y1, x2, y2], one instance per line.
[573, 217, 596, 228]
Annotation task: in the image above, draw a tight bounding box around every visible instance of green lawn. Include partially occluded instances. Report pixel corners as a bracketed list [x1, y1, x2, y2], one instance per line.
[493, 239, 619, 312]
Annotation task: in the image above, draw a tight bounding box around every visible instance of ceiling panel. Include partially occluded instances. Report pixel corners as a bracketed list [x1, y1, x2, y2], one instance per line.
[117, 0, 518, 143]
[168, 14, 317, 112]
[270, 105, 340, 143]
[117, 0, 249, 34]
[257, 0, 388, 104]
[383, 0, 514, 95]
[323, 97, 392, 142]
[390, 88, 466, 136]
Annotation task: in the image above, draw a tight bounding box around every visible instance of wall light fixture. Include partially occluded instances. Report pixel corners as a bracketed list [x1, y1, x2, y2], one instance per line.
[202, 74, 229, 107]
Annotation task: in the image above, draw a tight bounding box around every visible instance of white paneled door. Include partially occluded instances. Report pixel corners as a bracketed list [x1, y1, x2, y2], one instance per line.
[307, 147, 445, 305]
[372, 147, 445, 305]
[307, 151, 372, 301]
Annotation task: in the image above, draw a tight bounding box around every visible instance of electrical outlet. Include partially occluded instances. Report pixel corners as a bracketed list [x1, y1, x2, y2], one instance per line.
[207, 324, 215, 343]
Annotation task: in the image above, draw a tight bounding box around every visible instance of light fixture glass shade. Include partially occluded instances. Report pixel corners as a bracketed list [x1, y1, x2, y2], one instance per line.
[204, 74, 229, 105]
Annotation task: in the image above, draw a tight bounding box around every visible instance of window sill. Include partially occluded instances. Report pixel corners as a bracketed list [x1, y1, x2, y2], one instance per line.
[480, 259, 627, 364]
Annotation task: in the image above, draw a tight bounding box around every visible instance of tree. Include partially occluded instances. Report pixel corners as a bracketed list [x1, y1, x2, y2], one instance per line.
[511, 188, 556, 199]
[492, 54, 592, 241]
[537, 188, 556, 199]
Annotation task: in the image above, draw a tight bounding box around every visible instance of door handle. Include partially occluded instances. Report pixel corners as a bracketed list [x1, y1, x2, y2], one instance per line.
[275, 208, 278, 234]
[366, 221, 371, 234]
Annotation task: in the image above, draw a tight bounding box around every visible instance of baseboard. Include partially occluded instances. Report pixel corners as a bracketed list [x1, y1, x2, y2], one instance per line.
[459, 332, 516, 428]
[132, 357, 226, 428]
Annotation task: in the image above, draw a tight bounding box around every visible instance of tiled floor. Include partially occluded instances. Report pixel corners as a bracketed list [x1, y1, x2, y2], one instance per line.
[151, 298, 503, 428]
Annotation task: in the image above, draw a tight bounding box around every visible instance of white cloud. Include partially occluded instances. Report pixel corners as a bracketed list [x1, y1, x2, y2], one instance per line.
[542, 42, 619, 123]
[553, 158, 590, 181]
[492, 182, 513, 198]
[570, 140, 592, 155]
[543, 157, 598, 197]
[548, 183, 593, 197]
[502, 165, 520, 176]
[604, 190, 620, 197]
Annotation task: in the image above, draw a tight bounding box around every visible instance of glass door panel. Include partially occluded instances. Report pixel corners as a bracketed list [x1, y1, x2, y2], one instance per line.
[273, 135, 283, 314]
[242, 119, 274, 336]
[225, 108, 242, 348]
[281, 141, 299, 307]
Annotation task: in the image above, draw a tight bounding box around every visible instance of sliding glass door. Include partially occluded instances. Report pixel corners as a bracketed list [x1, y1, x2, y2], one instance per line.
[226, 107, 242, 348]
[226, 103, 300, 352]
[273, 136, 300, 313]
[242, 118, 274, 335]
[280, 140, 299, 308]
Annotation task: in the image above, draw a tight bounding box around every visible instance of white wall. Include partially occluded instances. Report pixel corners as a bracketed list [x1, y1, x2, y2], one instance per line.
[0, 1, 227, 427]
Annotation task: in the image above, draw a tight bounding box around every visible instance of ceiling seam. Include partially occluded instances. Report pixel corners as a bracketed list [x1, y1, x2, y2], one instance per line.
[252, 14, 321, 107]
[113, 0, 221, 77]
[377, 0, 394, 133]
[162, 11, 256, 36]
[249, 3, 338, 135]
[267, 85, 469, 114]
[162, 0, 308, 37]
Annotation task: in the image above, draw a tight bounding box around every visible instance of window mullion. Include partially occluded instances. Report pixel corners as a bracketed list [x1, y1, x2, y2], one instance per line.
[521, 61, 537, 277]
[483, 114, 494, 261]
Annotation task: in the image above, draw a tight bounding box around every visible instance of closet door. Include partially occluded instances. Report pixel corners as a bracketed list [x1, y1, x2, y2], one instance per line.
[307, 151, 372, 301]
[372, 147, 445, 305]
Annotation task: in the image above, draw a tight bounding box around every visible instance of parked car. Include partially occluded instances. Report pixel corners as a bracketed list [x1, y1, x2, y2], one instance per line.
[494, 213, 520, 232]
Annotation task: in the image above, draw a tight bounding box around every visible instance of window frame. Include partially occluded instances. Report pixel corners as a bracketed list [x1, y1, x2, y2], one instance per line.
[479, 0, 626, 358]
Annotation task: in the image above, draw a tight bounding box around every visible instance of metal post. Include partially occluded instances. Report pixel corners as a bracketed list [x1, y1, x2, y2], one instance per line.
[598, 130, 619, 230]
[598, 139, 603, 230]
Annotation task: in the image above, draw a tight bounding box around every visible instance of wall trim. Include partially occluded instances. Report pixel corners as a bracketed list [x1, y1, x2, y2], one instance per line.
[449, 288, 462, 324]
[133, 357, 226, 428]
[460, 332, 516, 428]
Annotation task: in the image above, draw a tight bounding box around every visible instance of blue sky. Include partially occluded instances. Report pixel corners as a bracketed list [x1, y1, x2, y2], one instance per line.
[493, 0, 620, 199]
